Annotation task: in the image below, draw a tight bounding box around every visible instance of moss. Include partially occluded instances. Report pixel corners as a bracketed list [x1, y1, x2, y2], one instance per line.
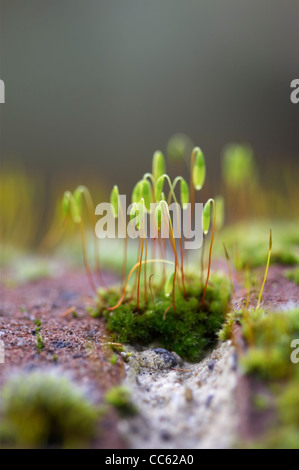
[104, 386, 137, 416]
[34, 319, 42, 329]
[241, 309, 299, 381]
[216, 221, 299, 269]
[110, 354, 118, 365]
[36, 333, 44, 354]
[278, 382, 299, 425]
[286, 267, 299, 285]
[251, 379, 299, 449]
[223, 306, 299, 448]
[220, 306, 299, 382]
[0, 371, 100, 448]
[241, 347, 289, 381]
[13, 258, 53, 283]
[258, 427, 299, 449]
[218, 311, 242, 341]
[95, 273, 230, 362]
[219, 304, 299, 448]
[34, 319, 44, 354]
[253, 393, 270, 411]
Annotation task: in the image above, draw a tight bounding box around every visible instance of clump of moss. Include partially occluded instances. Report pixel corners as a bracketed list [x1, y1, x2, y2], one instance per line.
[95, 273, 230, 362]
[278, 381, 299, 426]
[110, 353, 118, 365]
[258, 427, 299, 449]
[216, 221, 299, 269]
[0, 371, 100, 448]
[240, 308, 299, 381]
[36, 333, 44, 354]
[251, 378, 299, 449]
[220, 307, 299, 381]
[220, 306, 299, 448]
[241, 347, 289, 381]
[64, 146, 230, 361]
[218, 310, 242, 341]
[286, 267, 299, 285]
[253, 393, 271, 412]
[105, 386, 137, 416]
[34, 319, 44, 354]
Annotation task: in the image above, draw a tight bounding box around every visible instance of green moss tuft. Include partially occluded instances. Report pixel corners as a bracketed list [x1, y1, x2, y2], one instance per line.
[36, 333, 44, 354]
[251, 379, 299, 449]
[216, 221, 299, 269]
[278, 382, 299, 426]
[241, 347, 289, 380]
[104, 386, 137, 416]
[220, 305, 299, 448]
[96, 273, 230, 362]
[286, 267, 299, 285]
[34, 319, 44, 354]
[243, 309, 299, 380]
[218, 311, 242, 341]
[0, 371, 100, 448]
[110, 353, 118, 365]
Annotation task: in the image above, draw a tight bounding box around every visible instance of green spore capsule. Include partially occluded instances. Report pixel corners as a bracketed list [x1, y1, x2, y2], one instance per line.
[202, 198, 213, 235]
[164, 271, 175, 297]
[152, 150, 166, 182]
[154, 175, 165, 202]
[141, 179, 152, 212]
[192, 148, 206, 190]
[73, 187, 83, 212]
[130, 200, 145, 231]
[62, 191, 71, 217]
[131, 180, 143, 204]
[110, 185, 119, 218]
[180, 178, 189, 209]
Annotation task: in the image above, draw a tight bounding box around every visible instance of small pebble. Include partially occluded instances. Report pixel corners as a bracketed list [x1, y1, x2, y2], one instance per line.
[231, 351, 238, 371]
[171, 351, 183, 365]
[205, 394, 214, 408]
[51, 340, 72, 349]
[185, 387, 193, 402]
[151, 348, 177, 368]
[160, 430, 172, 441]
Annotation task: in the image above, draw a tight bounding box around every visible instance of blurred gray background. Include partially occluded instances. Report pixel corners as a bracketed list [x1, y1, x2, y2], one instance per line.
[1, 0, 299, 193]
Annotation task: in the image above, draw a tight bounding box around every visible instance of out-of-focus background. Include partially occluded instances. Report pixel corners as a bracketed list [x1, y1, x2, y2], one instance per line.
[2, 3, 299, 452]
[1, 0, 299, 248]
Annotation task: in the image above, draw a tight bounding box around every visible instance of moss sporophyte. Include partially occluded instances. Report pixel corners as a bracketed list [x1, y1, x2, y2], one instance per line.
[62, 146, 233, 360]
